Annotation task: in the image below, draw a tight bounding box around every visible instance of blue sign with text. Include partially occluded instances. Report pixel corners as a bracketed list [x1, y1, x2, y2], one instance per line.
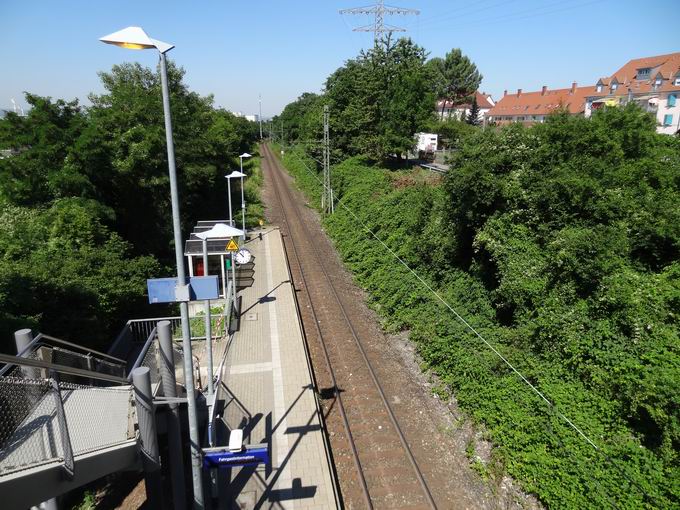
[202, 445, 269, 469]
[147, 275, 219, 303]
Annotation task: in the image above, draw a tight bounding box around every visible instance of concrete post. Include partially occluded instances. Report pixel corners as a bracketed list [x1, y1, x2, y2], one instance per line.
[18, 330, 58, 510]
[158, 321, 186, 510]
[15, 329, 40, 380]
[132, 367, 163, 510]
[14, 328, 33, 354]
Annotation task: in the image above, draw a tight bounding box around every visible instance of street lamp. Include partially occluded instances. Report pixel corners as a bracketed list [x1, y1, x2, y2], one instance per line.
[239, 152, 252, 173]
[99, 26, 205, 509]
[238, 153, 251, 236]
[195, 223, 243, 406]
[226, 170, 246, 239]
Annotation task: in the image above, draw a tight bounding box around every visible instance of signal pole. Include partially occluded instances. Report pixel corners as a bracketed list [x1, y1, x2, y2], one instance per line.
[322, 105, 334, 214]
[340, 0, 419, 46]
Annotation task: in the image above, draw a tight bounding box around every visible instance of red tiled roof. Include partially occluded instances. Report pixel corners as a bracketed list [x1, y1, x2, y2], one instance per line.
[487, 85, 598, 117]
[610, 52, 680, 83]
[591, 52, 680, 98]
[437, 91, 495, 110]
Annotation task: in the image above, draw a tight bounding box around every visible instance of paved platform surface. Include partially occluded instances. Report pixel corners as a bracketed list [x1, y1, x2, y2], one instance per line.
[216, 227, 338, 510]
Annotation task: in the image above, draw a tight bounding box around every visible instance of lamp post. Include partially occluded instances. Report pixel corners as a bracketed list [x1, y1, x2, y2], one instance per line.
[99, 26, 205, 509]
[225, 175, 233, 227]
[226, 170, 246, 239]
[194, 223, 243, 406]
[238, 153, 252, 237]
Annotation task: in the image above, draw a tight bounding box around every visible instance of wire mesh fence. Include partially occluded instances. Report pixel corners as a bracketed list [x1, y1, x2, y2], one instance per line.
[0, 376, 134, 477]
[58, 381, 134, 456]
[0, 377, 67, 476]
[140, 341, 160, 387]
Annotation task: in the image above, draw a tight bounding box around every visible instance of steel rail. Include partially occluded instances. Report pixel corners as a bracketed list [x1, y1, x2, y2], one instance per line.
[264, 143, 437, 509]
[0, 353, 129, 384]
[38, 334, 127, 364]
[263, 143, 373, 510]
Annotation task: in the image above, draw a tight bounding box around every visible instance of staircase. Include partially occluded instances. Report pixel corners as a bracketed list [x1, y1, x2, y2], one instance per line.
[0, 329, 186, 509]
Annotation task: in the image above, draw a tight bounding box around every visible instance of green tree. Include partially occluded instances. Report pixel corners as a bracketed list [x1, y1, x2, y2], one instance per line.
[466, 95, 480, 125]
[0, 60, 258, 352]
[324, 38, 434, 161]
[426, 49, 482, 121]
[0, 94, 86, 205]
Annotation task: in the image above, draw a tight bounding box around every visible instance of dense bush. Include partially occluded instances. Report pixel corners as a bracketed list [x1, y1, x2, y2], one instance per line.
[279, 104, 680, 507]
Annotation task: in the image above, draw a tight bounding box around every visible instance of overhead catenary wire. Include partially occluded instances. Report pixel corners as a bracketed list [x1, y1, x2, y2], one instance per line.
[402, 0, 518, 29]
[410, 0, 604, 32]
[286, 145, 657, 506]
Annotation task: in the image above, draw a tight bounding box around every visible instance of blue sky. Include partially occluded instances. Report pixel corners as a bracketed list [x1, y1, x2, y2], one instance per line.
[1, 1, 678, 117]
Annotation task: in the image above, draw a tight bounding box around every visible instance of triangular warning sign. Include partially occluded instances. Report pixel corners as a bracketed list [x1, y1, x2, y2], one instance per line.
[226, 239, 239, 252]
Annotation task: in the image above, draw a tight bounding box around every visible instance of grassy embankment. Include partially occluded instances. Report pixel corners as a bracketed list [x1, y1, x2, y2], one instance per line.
[272, 134, 678, 509]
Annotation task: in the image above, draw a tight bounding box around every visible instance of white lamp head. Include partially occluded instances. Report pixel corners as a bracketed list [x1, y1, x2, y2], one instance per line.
[226, 171, 246, 178]
[239, 153, 252, 159]
[100, 26, 174, 54]
[196, 223, 243, 239]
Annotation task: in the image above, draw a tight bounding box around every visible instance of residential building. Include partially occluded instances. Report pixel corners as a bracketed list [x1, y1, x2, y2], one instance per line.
[435, 91, 495, 122]
[585, 52, 680, 135]
[485, 82, 598, 125]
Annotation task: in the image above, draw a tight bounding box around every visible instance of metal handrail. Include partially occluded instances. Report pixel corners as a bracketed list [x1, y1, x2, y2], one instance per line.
[126, 327, 158, 382]
[0, 353, 129, 385]
[13, 335, 42, 359]
[1, 334, 127, 378]
[38, 334, 126, 364]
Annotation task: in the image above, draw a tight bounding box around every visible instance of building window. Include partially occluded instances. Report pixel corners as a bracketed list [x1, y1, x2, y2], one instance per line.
[596, 84, 603, 92]
[675, 76, 680, 86]
[663, 114, 673, 126]
[637, 68, 651, 79]
[669, 94, 677, 107]
[611, 83, 618, 91]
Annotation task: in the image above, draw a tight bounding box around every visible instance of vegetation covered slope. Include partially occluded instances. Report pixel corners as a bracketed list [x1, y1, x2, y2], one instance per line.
[277, 105, 680, 507]
[0, 61, 258, 351]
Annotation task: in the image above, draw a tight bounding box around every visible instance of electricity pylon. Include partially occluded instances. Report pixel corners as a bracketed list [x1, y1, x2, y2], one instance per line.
[340, 0, 419, 46]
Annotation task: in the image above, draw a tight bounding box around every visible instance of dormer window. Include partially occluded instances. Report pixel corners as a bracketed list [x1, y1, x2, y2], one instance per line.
[637, 68, 651, 79]
[611, 83, 618, 91]
[596, 84, 603, 93]
[675, 75, 680, 86]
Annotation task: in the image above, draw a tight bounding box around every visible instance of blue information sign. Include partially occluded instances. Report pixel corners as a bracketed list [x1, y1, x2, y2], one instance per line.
[147, 275, 219, 303]
[202, 445, 269, 469]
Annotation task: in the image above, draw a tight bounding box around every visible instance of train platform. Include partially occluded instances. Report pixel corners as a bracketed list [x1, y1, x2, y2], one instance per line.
[214, 226, 338, 509]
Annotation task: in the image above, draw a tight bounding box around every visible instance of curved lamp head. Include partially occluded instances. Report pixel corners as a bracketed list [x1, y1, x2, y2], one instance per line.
[226, 171, 246, 179]
[196, 223, 243, 240]
[100, 26, 174, 54]
[239, 153, 252, 159]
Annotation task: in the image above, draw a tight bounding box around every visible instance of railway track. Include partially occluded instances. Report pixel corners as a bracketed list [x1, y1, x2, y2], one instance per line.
[261, 143, 437, 509]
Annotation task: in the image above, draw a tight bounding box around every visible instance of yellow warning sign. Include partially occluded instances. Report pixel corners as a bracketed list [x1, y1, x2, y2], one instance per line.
[226, 239, 239, 252]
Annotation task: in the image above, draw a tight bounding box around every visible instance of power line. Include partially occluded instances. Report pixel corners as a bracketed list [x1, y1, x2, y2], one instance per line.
[339, 0, 420, 46]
